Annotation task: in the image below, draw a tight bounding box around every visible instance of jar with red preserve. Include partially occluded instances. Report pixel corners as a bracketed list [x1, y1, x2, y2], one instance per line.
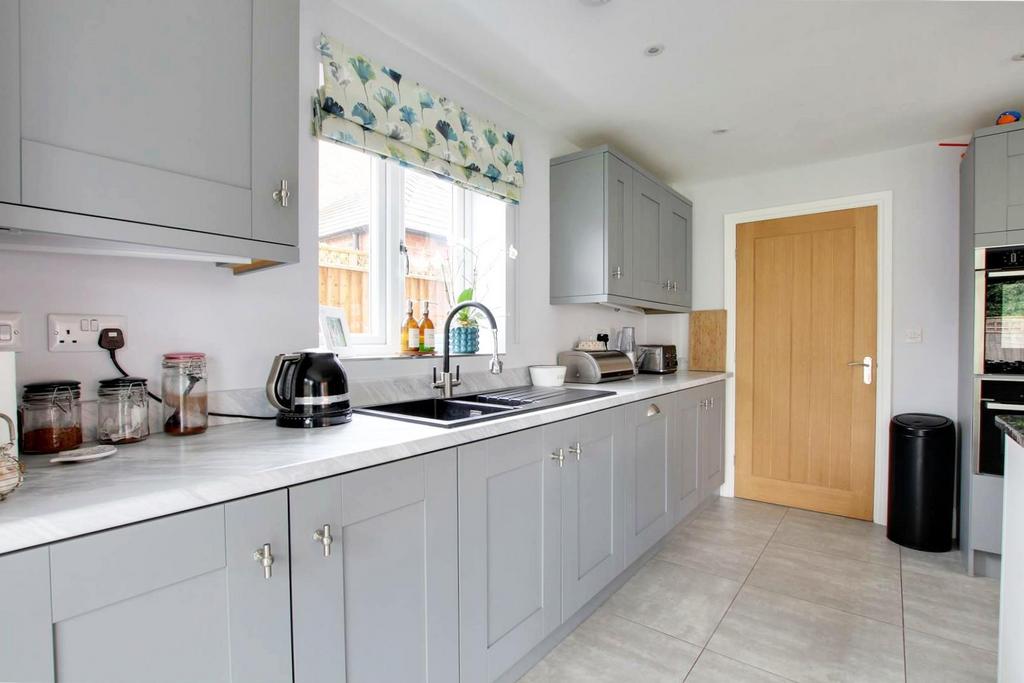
[20, 380, 83, 454]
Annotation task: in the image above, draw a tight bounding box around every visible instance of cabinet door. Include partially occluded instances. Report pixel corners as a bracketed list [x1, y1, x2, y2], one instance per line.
[251, 0, 299, 245]
[663, 195, 692, 308]
[624, 396, 672, 564]
[672, 389, 703, 525]
[0, 547, 54, 683]
[975, 133, 1009, 237]
[48, 494, 291, 683]
[0, 0, 18, 203]
[20, 0, 255, 239]
[632, 172, 671, 302]
[290, 453, 459, 683]
[560, 409, 625, 619]
[700, 383, 727, 497]
[606, 154, 634, 297]
[459, 428, 561, 683]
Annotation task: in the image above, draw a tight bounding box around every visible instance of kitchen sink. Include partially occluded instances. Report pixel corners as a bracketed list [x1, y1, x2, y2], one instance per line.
[354, 386, 616, 428]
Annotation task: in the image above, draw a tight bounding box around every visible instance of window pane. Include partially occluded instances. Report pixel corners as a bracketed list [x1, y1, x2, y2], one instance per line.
[469, 191, 508, 353]
[318, 142, 379, 338]
[403, 170, 456, 329]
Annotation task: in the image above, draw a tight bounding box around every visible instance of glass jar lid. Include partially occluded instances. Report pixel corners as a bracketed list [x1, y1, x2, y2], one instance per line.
[98, 376, 148, 389]
[163, 352, 206, 362]
[22, 380, 81, 401]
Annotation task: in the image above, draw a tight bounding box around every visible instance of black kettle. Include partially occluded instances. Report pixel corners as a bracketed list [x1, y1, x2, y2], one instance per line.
[266, 351, 352, 428]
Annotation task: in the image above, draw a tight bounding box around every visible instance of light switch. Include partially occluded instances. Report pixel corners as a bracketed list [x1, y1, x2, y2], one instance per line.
[904, 328, 923, 344]
[90, 319, 99, 332]
[0, 325, 11, 342]
[80, 319, 90, 332]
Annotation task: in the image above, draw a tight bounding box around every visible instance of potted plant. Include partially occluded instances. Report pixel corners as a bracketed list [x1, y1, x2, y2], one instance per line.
[449, 287, 480, 354]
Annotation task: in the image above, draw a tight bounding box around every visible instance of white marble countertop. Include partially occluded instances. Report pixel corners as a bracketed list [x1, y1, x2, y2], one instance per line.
[0, 372, 727, 555]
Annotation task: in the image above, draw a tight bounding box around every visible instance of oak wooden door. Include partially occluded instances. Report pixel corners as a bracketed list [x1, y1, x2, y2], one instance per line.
[736, 207, 877, 520]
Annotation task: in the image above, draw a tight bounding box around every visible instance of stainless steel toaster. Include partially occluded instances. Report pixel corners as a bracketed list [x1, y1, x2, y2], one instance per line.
[637, 345, 678, 374]
[556, 350, 635, 383]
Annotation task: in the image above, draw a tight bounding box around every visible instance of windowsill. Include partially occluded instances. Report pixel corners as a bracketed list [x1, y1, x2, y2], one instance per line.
[336, 351, 506, 362]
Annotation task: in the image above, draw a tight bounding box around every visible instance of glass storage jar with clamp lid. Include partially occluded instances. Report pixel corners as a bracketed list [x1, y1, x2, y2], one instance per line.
[162, 353, 208, 436]
[97, 377, 150, 444]
[20, 380, 83, 454]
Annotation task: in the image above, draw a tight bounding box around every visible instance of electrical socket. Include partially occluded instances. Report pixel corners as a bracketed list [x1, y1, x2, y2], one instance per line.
[0, 312, 23, 351]
[48, 314, 125, 352]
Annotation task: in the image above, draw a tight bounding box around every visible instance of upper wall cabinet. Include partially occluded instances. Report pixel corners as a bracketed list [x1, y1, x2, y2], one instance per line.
[967, 120, 1024, 248]
[0, 0, 299, 269]
[550, 146, 692, 313]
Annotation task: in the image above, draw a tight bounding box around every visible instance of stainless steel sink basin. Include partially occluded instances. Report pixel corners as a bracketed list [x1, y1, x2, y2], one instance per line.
[354, 386, 615, 428]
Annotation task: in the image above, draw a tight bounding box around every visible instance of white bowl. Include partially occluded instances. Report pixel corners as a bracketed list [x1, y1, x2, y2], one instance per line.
[529, 365, 567, 387]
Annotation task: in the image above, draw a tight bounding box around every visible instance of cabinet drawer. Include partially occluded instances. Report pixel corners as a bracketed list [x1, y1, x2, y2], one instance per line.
[50, 505, 225, 622]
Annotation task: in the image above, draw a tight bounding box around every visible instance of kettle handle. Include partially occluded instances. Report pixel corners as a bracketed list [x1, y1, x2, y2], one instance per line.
[266, 353, 302, 411]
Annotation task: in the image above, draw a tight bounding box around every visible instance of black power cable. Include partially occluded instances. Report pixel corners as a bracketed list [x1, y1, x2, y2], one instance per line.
[100, 329, 274, 421]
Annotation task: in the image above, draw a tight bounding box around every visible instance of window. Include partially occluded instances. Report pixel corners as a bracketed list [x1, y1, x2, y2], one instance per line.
[318, 141, 511, 355]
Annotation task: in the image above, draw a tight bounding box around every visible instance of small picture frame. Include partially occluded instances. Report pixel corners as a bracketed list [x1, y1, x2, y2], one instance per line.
[318, 306, 351, 351]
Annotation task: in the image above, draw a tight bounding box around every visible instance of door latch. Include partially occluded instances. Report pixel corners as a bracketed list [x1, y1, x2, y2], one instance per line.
[847, 356, 873, 385]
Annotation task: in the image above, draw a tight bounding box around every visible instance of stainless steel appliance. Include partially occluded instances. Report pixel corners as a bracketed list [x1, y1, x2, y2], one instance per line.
[636, 344, 678, 374]
[266, 351, 352, 428]
[556, 350, 635, 383]
[975, 245, 1024, 374]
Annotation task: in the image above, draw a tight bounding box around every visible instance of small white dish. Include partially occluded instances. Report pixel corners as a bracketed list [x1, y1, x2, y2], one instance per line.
[529, 365, 567, 387]
[50, 445, 118, 464]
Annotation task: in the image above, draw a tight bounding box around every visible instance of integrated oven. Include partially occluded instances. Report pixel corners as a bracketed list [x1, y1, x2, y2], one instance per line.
[975, 245, 1024, 374]
[976, 379, 1024, 476]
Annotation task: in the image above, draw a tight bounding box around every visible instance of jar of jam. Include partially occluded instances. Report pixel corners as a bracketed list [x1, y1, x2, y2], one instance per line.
[162, 353, 208, 436]
[97, 377, 150, 444]
[20, 381, 83, 454]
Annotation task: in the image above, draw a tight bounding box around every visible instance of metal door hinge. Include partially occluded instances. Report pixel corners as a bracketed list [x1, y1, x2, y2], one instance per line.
[272, 179, 291, 207]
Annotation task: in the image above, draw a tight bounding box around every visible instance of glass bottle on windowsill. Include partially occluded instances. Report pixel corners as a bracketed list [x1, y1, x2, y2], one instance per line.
[419, 301, 436, 355]
[401, 300, 420, 356]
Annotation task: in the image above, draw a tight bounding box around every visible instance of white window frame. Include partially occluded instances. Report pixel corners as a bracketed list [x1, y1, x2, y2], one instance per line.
[321, 154, 516, 358]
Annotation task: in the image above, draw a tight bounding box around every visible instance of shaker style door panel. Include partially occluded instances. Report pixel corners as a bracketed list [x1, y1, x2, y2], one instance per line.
[0, 0, 18, 204]
[47, 492, 291, 683]
[550, 153, 607, 300]
[19, 0, 254, 238]
[606, 154, 634, 297]
[632, 173, 669, 303]
[0, 547, 54, 683]
[624, 397, 672, 564]
[251, 0, 299, 245]
[700, 383, 727, 496]
[459, 428, 561, 683]
[560, 409, 625, 619]
[291, 453, 459, 683]
[672, 389, 703, 525]
[975, 133, 1009, 235]
[664, 195, 693, 308]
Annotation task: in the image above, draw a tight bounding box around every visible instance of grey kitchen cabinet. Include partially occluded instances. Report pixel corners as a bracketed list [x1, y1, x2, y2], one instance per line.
[0, 547, 54, 683]
[699, 382, 727, 498]
[289, 452, 459, 683]
[553, 408, 626, 619]
[550, 146, 693, 313]
[2, 0, 299, 268]
[671, 389, 703, 525]
[46, 492, 292, 683]
[966, 120, 1024, 247]
[0, 0, 18, 205]
[459, 427, 561, 683]
[623, 395, 673, 565]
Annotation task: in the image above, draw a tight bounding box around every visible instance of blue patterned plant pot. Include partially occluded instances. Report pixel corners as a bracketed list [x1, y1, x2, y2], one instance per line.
[450, 325, 480, 354]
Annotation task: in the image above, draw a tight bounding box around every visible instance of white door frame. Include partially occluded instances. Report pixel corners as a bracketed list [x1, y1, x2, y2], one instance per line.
[722, 191, 894, 524]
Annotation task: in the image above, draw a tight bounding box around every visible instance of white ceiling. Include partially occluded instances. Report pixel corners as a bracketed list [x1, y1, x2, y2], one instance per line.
[334, 0, 1024, 184]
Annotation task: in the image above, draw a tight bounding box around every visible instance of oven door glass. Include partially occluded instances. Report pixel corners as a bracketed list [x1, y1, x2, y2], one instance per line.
[984, 270, 1024, 373]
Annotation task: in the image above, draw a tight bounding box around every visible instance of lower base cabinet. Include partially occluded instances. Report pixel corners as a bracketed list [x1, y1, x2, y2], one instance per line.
[289, 451, 459, 683]
[699, 382, 726, 498]
[624, 395, 673, 565]
[672, 390, 703, 525]
[458, 428, 562, 683]
[33, 491, 291, 683]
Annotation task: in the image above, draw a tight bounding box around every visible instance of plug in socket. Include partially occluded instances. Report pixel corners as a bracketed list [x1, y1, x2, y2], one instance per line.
[48, 314, 126, 352]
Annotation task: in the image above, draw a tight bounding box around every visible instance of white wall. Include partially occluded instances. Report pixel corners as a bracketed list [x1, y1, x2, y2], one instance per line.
[0, 0, 647, 397]
[676, 140, 961, 417]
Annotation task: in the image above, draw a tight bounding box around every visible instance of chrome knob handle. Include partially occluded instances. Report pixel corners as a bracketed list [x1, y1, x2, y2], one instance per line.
[253, 543, 274, 579]
[550, 448, 565, 467]
[647, 403, 661, 417]
[662, 280, 672, 289]
[272, 179, 291, 207]
[567, 442, 582, 461]
[700, 399, 708, 409]
[313, 524, 333, 557]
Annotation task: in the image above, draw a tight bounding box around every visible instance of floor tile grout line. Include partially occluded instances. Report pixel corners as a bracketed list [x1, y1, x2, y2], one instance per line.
[698, 648, 801, 683]
[681, 506, 790, 681]
[767, 537, 901, 570]
[602, 608, 711, 650]
[740, 580, 906, 629]
[902, 626, 1001, 656]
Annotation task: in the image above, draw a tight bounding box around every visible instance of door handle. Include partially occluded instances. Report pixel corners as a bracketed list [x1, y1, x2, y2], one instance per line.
[550, 448, 565, 467]
[847, 356, 873, 385]
[567, 442, 582, 461]
[647, 403, 661, 417]
[313, 524, 333, 557]
[253, 543, 274, 579]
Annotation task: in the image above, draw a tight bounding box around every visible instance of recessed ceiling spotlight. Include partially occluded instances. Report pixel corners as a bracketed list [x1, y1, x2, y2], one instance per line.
[1013, 52, 1024, 62]
[644, 44, 665, 57]
[712, 128, 730, 135]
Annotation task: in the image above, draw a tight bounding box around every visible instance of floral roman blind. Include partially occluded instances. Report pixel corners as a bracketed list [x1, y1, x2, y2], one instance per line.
[314, 34, 524, 203]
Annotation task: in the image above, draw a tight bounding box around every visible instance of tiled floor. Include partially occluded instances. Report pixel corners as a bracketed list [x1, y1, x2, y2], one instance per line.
[520, 498, 1000, 683]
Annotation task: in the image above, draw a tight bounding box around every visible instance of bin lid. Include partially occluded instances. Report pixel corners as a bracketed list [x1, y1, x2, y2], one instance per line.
[892, 413, 953, 436]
